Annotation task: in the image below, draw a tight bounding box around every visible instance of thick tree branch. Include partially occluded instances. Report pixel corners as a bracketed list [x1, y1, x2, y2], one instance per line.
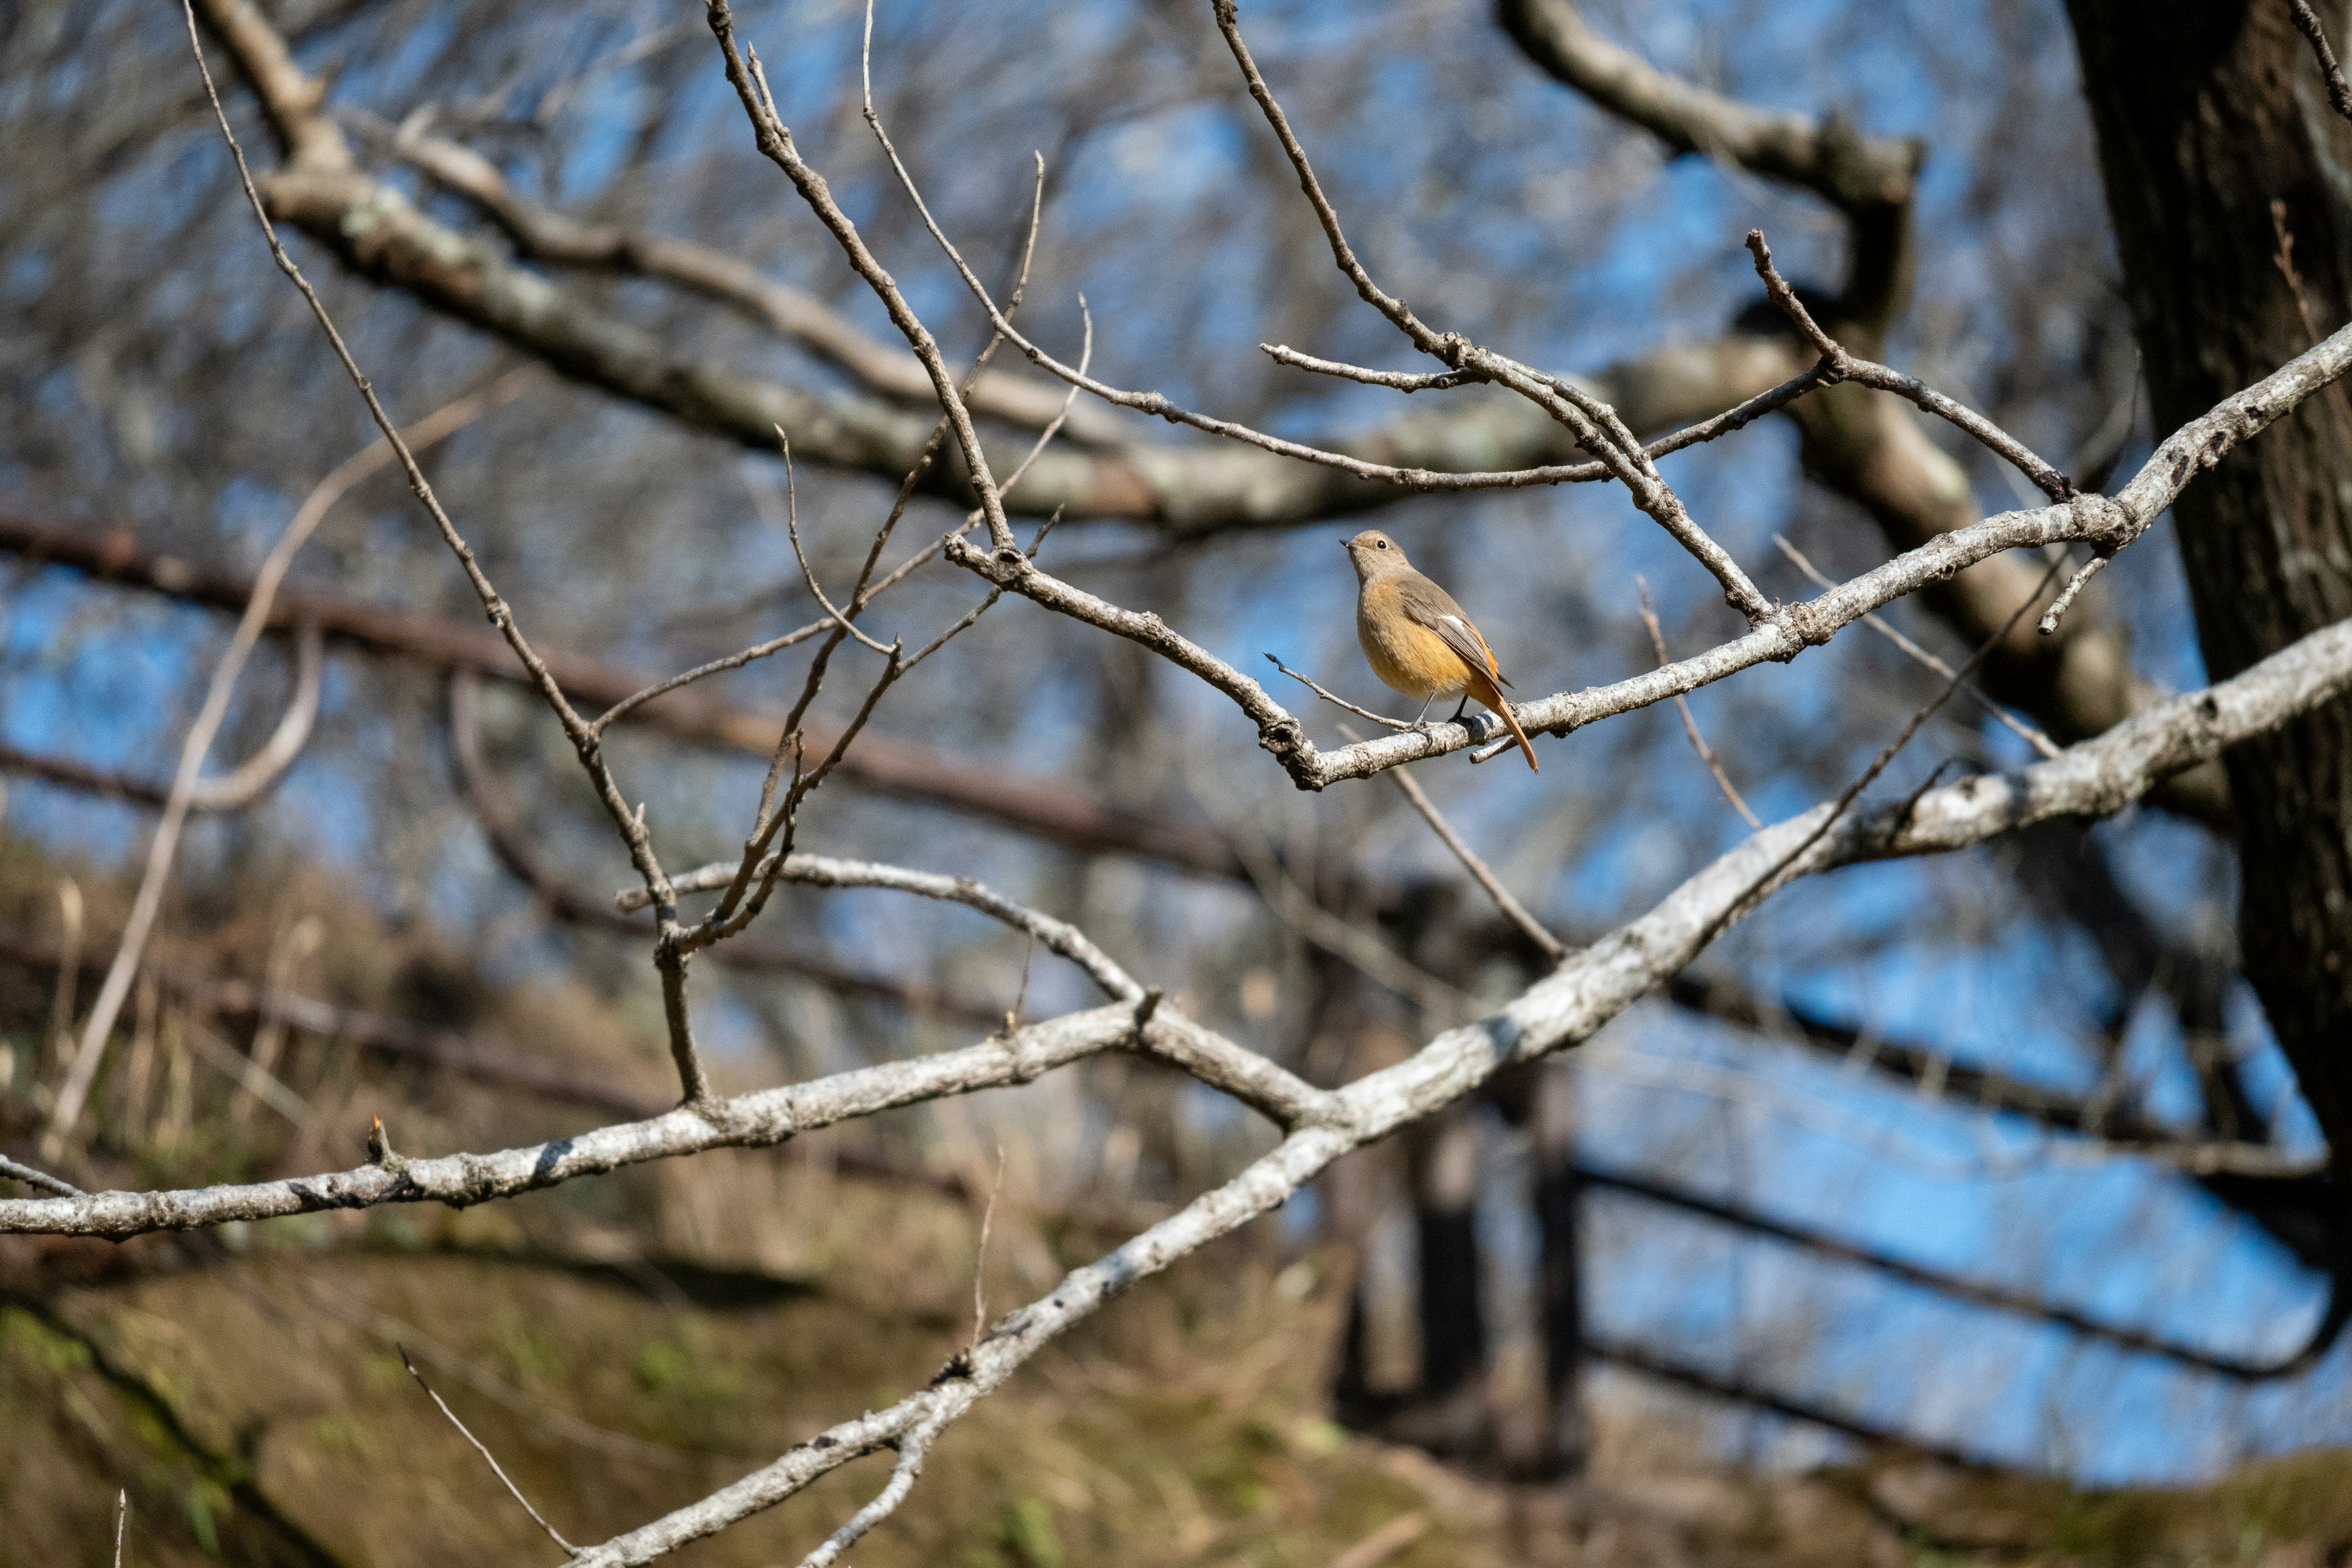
[1494, 0, 1918, 217]
[0, 1002, 1313, 1237]
[368, 116, 1129, 446]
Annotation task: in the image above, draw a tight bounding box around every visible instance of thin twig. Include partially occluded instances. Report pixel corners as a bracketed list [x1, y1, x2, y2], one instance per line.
[398, 1344, 577, 1555]
[2271, 198, 2328, 349]
[970, 1143, 1006, 1349]
[775, 431, 897, 656]
[0, 1152, 82, 1197]
[1772, 536, 2059, 758]
[2290, 0, 2352, 123]
[1264, 654, 1422, 731]
[1700, 552, 2071, 948]
[589, 620, 829, 736]
[1746, 230, 2075, 500]
[1636, 577, 1761, 827]
[2036, 554, 2111, 639]
[794, 1423, 938, 1568]
[1341, 724, 1565, 961]
[1259, 345, 1477, 392]
[182, 1, 687, 1012]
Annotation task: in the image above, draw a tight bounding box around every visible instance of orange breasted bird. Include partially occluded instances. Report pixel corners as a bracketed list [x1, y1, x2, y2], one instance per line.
[1344, 529, 1538, 772]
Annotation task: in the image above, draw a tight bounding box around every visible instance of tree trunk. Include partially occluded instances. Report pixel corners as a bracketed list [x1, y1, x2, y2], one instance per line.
[2067, 0, 2352, 1213]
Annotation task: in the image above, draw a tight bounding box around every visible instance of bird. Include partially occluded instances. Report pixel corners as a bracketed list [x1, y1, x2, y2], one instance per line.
[1343, 528, 1538, 772]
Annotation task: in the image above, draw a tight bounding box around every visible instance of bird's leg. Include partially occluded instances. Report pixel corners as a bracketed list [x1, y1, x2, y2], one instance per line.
[1447, 696, 1471, 726]
[1409, 693, 1438, 733]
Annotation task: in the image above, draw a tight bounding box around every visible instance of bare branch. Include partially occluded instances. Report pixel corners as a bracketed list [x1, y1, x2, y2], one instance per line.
[0, 1006, 1148, 1235]
[0, 992, 1346, 1238]
[1371, 752, 1567, 962]
[1772, 535, 2060, 758]
[1265, 655, 1423, 732]
[2289, 0, 2352, 124]
[704, 0, 1013, 552]
[796, 1425, 937, 1568]
[624, 851, 1142, 1002]
[2036, 552, 2111, 638]
[0, 1152, 83, 1198]
[398, 1345, 576, 1555]
[1259, 345, 1476, 392]
[1496, 0, 1918, 216]
[1637, 578, 1762, 827]
[185, 0, 688, 1027]
[1747, 230, 2076, 500]
[363, 111, 1128, 443]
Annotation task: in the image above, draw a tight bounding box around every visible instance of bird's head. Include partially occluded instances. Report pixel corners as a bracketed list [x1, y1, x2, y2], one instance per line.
[1343, 529, 1412, 584]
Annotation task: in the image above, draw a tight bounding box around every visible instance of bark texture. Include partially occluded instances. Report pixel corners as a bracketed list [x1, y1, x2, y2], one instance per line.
[2069, 0, 2352, 1199]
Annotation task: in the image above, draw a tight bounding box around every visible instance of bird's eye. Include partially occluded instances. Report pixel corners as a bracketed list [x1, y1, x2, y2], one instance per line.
[1375, 540, 1389, 549]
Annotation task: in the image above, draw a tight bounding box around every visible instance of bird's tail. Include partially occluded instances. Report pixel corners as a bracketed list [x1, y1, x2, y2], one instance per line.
[1471, 675, 1539, 773]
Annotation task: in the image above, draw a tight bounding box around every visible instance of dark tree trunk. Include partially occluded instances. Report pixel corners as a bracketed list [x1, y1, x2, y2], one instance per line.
[2067, 0, 2352, 1212]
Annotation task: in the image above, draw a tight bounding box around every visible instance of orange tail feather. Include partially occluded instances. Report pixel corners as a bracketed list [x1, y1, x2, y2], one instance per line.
[1470, 675, 1538, 773]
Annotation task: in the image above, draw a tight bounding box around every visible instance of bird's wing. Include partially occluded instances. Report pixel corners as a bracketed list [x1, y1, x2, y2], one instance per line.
[1398, 574, 1512, 688]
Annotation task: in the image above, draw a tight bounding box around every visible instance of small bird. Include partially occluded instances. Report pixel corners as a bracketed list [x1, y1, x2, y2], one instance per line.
[1344, 529, 1538, 772]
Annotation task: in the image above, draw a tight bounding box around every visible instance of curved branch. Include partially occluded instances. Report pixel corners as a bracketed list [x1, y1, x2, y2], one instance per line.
[368, 116, 1131, 446]
[622, 851, 1139, 1002]
[186, 619, 323, 809]
[1494, 0, 1918, 216]
[446, 671, 1004, 1025]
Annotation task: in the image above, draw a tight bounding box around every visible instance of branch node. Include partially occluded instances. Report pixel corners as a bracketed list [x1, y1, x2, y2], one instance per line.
[2038, 552, 2112, 637]
[366, 1114, 407, 1172]
[1130, 987, 1164, 1046]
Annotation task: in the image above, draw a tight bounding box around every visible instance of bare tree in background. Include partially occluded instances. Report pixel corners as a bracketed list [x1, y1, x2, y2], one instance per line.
[6, 0, 2352, 1558]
